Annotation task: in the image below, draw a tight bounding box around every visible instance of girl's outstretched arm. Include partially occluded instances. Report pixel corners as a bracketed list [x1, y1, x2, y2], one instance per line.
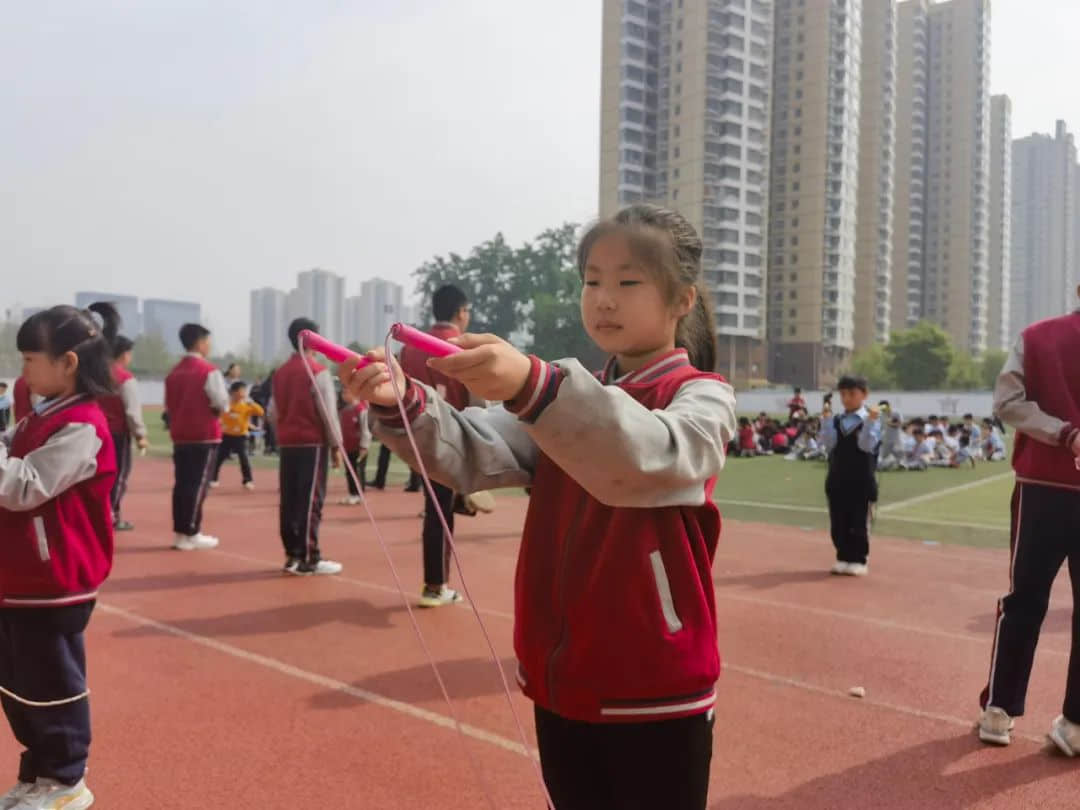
[0, 423, 102, 511]
[506, 357, 736, 508]
[371, 382, 538, 494]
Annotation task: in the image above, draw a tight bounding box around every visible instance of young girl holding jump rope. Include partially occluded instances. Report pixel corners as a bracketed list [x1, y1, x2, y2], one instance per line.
[341, 204, 737, 810]
[0, 303, 120, 810]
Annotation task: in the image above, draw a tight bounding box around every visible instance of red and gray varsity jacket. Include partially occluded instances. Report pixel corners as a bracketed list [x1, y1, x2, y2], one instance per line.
[994, 310, 1080, 491]
[0, 395, 117, 607]
[269, 352, 342, 448]
[165, 354, 227, 443]
[99, 363, 148, 439]
[373, 349, 738, 723]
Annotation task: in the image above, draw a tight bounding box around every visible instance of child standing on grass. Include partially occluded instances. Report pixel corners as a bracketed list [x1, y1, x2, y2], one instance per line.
[343, 204, 736, 810]
[337, 395, 371, 505]
[820, 375, 881, 576]
[212, 381, 263, 490]
[0, 304, 121, 810]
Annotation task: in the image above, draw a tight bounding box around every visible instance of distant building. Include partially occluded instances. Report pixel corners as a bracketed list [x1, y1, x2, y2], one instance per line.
[987, 95, 1013, 350]
[1011, 120, 1079, 334]
[250, 288, 288, 365]
[74, 292, 142, 337]
[295, 269, 345, 344]
[143, 299, 202, 355]
[344, 278, 407, 348]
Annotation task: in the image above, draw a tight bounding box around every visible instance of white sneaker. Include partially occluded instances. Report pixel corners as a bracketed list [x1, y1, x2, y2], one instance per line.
[243, 482, 255, 491]
[208, 481, 220, 489]
[11, 778, 93, 809]
[173, 533, 220, 551]
[830, 561, 851, 575]
[845, 563, 869, 577]
[1, 783, 33, 810]
[287, 559, 343, 576]
[1049, 714, 1080, 756]
[338, 495, 362, 505]
[978, 706, 1015, 746]
[418, 586, 463, 608]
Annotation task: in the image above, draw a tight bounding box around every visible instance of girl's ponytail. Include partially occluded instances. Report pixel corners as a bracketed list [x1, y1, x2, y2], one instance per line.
[87, 301, 121, 351]
[676, 281, 718, 372]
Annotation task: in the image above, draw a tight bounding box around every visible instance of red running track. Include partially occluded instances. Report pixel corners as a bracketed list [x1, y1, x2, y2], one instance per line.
[2, 457, 1078, 808]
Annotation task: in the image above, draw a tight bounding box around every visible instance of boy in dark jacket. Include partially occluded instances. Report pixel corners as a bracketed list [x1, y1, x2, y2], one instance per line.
[820, 375, 881, 576]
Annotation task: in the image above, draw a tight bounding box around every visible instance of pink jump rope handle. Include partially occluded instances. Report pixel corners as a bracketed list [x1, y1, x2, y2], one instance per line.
[298, 325, 463, 367]
[390, 323, 463, 357]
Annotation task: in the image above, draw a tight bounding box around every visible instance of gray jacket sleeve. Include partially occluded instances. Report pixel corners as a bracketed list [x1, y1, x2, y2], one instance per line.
[994, 335, 1070, 445]
[373, 391, 539, 493]
[374, 359, 737, 508]
[204, 370, 229, 414]
[522, 360, 736, 508]
[0, 423, 101, 511]
[315, 370, 344, 447]
[120, 378, 147, 439]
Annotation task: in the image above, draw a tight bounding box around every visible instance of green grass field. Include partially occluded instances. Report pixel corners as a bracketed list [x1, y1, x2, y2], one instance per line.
[144, 406, 1015, 548]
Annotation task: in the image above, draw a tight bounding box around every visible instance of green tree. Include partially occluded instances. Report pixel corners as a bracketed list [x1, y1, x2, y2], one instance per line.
[884, 321, 954, 390]
[946, 350, 982, 390]
[412, 233, 529, 342]
[130, 333, 175, 377]
[848, 343, 896, 389]
[980, 348, 1008, 390]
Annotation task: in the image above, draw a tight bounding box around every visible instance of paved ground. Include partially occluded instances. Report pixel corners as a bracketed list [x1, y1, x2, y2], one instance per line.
[3, 457, 1078, 808]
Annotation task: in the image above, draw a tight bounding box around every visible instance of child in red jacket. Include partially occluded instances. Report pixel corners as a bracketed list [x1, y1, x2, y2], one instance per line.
[0, 302, 121, 810]
[343, 204, 736, 810]
[337, 395, 371, 505]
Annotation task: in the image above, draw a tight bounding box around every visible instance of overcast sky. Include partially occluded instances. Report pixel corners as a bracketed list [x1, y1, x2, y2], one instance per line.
[3, 1, 1077, 352]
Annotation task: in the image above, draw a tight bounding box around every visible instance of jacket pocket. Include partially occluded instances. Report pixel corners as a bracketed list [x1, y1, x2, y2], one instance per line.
[33, 516, 50, 562]
[649, 550, 683, 634]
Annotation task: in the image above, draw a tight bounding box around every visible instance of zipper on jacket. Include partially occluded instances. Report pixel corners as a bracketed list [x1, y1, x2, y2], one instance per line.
[546, 492, 587, 710]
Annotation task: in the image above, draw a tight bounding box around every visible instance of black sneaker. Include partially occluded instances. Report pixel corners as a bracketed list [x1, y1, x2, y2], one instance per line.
[283, 557, 305, 575]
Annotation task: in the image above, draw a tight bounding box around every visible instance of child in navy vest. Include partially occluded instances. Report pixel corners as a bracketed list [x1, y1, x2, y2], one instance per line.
[0, 302, 121, 810]
[820, 375, 881, 577]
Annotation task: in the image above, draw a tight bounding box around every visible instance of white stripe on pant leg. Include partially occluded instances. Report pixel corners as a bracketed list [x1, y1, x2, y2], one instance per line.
[192, 445, 216, 535]
[987, 485, 1024, 707]
[304, 447, 320, 564]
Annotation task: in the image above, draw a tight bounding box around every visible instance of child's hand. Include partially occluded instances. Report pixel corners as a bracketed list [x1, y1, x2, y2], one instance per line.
[136, 436, 149, 451]
[339, 349, 405, 408]
[428, 334, 533, 402]
[331, 448, 342, 469]
[868, 407, 880, 421]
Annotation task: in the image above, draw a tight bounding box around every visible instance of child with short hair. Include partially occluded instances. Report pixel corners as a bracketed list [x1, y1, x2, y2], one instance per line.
[98, 334, 148, 531]
[982, 417, 1007, 461]
[820, 375, 881, 575]
[164, 324, 227, 551]
[737, 417, 758, 457]
[343, 203, 736, 810]
[270, 318, 344, 576]
[212, 381, 263, 490]
[0, 303, 122, 810]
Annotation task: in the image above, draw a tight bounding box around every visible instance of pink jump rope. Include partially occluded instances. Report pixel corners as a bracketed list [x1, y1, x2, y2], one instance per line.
[297, 326, 555, 810]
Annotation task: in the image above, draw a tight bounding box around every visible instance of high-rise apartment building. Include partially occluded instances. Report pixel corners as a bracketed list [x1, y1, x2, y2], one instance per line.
[295, 269, 345, 344]
[893, 0, 990, 354]
[74, 292, 142, 337]
[599, 0, 773, 380]
[853, 0, 898, 349]
[766, 0, 863, 387]
[250, 287, 288, 365]
[987, 94, 1012, 350]
[1010, 121, 1078, 333]
[345, 278, 406, 348]
[143, 299, 201, 355]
